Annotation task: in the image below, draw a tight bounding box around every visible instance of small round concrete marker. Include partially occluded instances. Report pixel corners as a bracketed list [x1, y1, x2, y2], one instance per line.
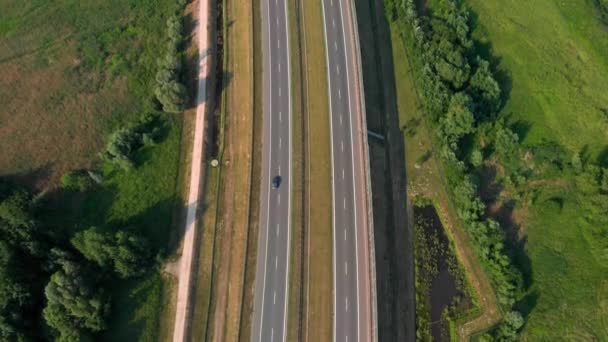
[210, 159, 219, 167]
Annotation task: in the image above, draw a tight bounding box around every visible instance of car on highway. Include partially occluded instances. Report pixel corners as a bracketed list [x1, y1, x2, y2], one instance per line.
[272, 175, 282, 189]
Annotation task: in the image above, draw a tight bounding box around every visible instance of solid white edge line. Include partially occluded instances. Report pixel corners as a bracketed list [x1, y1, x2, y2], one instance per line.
[320, 1, 338, 342]
[338, 0, 361, 340]
[258, 0, 273, 340]
[282, 0, 293, 340]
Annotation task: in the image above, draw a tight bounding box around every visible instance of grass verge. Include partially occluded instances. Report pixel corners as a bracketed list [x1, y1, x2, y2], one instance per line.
[300, 0, 334, 341]
[203, 0, 255, 340]
[286, 0, 305, 341]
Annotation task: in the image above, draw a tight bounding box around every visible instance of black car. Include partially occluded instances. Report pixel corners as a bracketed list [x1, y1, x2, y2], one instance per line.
[272, 176, 282, 189]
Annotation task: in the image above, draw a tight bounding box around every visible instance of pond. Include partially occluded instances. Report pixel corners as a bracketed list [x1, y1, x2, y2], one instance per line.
[414, 204, 472, 341]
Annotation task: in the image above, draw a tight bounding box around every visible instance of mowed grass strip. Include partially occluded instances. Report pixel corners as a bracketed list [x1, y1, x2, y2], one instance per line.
[286, 0, 305, 341]
[205, 0, 254, 340]
[301, 0, 333, 341]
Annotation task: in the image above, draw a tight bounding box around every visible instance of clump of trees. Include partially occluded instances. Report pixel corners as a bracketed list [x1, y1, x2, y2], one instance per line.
[0, 241, 34, 341]
[154, 15, 188, 113]
[72, 227, 151, 279]
[102, 113, 162, 169]
[0, 177, 161, 340]
[43, 253, 110, 341]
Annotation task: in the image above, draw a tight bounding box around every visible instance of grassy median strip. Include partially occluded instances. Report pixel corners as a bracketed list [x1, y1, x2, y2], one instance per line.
[299, 0, 334, 341]
[286, 0, 305, 341]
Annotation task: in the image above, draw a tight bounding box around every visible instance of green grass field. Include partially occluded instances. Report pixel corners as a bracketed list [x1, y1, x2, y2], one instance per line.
[1, 1, 185, 340]
[462, 0, 608, 339]
[468, 0, 608, 157]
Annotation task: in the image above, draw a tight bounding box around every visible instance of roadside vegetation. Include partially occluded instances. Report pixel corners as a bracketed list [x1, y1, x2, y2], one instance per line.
[0, 0, 190, 340]
[388, 0, 608, 339]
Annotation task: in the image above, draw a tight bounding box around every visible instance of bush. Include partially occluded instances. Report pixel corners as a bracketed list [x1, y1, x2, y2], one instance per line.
[102, 114, 162, 169]
[60, 171, 94, 192]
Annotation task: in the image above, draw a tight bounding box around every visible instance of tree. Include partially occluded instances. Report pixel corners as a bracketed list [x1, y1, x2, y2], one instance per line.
[469, 57, 501, 119]
[571, 152, 583, 173]
[154, 80, 187, 113]
[0, 190, 43, 255]
[496, 311, 524, 341]
[470, 149, 483, 167]
[72, 227, 151, 278]
[441, 93, 476, 141]
[0, 242, 32, 341]
[601, 168, 608, 193]
[43, 259, 109, 341]
[494, 124, 519, 158]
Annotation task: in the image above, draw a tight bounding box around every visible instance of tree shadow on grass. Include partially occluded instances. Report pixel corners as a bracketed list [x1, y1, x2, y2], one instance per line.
[468, 10, 513, 113]
[490, 199, 536, 318]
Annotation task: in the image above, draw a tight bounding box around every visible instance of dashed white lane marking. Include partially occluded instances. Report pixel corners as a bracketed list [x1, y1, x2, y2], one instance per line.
[277, 38, 280, 49]
[341, 140, 344, 152]
[279, 136, 282, 148]
[276, 224, 279, 237]
[340, 114, 343, 125]
[276, 16, 279, 25]
[336, 64, 340, 75]
[278, 165, 281, 174]
[343, 197, 346, 209]
[345, 296, 348, 312]
[344, 228, 347, 241]
[334, 41, 338, 51]
[271, 328, 274, 342]
[338, 88, 341, 99]
[279, 87, 281, 97]
[275, 255, 278, 269]
[345, 261, 348, 276]
[342, 168, 345, 179]
[278, 62, 281, 72]
[332, 18, 336, 28]
[274, 291, 276, 305]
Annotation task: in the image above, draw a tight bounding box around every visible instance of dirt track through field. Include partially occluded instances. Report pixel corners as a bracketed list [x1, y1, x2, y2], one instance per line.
[172, 0, 211, 340]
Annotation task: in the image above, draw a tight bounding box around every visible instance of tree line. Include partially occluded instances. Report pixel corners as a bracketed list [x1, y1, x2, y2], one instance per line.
[386, 0, 524, 339]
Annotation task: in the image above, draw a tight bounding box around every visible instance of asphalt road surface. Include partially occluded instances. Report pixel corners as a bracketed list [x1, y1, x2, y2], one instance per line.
[321, 0, 372, 341]
[251, 0, 292, 340]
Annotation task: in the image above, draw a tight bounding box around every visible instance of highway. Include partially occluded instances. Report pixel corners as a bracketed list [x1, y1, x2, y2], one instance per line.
[251, 0, 292, 340]
[321, 0, 373, 341]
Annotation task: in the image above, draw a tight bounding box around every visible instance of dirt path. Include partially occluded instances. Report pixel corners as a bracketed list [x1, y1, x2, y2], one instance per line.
[172, 0, 211, 340]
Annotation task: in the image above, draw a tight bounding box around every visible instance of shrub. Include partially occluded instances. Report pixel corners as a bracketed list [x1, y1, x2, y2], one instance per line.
[60, 171, 94, 192]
